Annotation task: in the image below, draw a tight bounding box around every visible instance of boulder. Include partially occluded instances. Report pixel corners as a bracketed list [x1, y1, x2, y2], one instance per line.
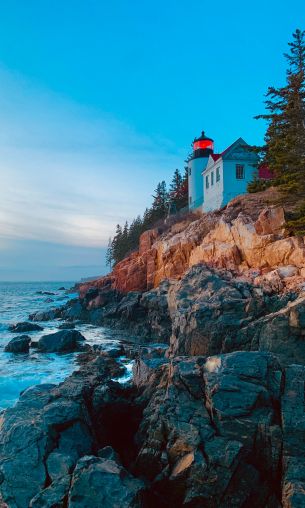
[9, 322, 43, 333]
[68, 455, 144, 508]
[4, 335, 31, 353]
[29, 309, 61, 322]
[277, 265, 299, 279]
[254, 206, 285, 235]
[37, 330, 86, 353]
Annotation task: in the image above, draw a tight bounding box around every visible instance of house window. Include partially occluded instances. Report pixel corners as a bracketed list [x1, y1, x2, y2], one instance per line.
[206, 175, 209, 189]
[189, 167, 191, 176]
[211, 171, 214, 186]
[216, 167, 220, 182]
[236, 164, 245, 179]
[189, 196, 192, 204]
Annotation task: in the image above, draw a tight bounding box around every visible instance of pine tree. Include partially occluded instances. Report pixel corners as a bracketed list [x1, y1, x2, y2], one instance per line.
[255, 29, 305, 222]
[105, 237, 113, 269]
[142, 207, 152, 229]
[150, 181, 169, 222]
[128, 215, 143, 250]
[180, 166, 189, 209]
[169, 169, 183, 211]
[122, 221, 129, 253]
[111, 224, 123, 264]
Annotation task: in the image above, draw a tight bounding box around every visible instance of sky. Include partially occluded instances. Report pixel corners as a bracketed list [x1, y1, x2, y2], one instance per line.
[0, 0, 304, 281]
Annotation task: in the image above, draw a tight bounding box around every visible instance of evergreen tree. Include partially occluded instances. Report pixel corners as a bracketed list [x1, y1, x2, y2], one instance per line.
[142, 207, 153, 230]
[255, 29, 305, 228]
[122, 221, 129, 252]
[105, 237, 113, 269]
[128, 215, 143, 250]
[105, 171, 188, 268]
[111, 224, 123, 264]
[150, 181, 169, 222]
[169, 169, 183, 212]
[180, 166, 189, 209]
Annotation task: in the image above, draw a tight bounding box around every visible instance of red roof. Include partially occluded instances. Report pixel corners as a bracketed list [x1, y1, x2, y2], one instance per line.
[211, 153, 221, 161]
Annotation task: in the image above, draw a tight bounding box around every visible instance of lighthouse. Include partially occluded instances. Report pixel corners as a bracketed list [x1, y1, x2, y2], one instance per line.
[187, 131, 214, 210]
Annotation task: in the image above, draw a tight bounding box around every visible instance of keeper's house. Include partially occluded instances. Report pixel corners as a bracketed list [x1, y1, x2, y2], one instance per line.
[187, 131, 272, 213]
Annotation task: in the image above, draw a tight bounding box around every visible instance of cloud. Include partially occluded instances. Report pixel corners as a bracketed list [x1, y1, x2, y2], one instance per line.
[0, 66, 182, 253]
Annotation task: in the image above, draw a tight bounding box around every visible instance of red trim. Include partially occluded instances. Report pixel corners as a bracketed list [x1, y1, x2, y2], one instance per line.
[211, 153, 221, 161]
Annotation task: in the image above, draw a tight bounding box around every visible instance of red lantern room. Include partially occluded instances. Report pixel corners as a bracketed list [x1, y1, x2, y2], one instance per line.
[192, 131, 214, 159]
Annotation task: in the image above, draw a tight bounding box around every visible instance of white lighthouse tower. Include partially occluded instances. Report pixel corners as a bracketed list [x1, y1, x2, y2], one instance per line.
[187, 131, 214, 211]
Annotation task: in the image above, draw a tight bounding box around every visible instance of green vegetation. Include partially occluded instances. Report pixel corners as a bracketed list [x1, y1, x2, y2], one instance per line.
[106, 167, 188, 267]
[249, 29, 305, 233]
[247, 173, 273, 193]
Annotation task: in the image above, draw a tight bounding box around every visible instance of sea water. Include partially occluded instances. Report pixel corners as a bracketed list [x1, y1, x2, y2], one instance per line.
[0, 281, 132, 410]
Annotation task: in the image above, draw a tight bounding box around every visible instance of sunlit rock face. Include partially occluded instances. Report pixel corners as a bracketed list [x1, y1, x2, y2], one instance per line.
[79, 190, 305, 298]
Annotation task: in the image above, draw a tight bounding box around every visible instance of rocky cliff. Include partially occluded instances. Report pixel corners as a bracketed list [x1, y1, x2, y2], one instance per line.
[79, 189, 305, 300]
[1, 347, 305, 507]
[3, 189, 305, 507]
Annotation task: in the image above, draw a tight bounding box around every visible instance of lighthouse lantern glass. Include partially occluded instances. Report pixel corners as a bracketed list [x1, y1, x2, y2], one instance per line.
[193, 140, 214, 151]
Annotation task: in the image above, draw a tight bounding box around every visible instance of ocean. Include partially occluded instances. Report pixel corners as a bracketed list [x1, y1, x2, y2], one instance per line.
[0, 281, 130, 410]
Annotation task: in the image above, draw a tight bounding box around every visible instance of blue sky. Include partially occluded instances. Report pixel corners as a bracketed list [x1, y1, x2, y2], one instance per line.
[0, 0, 304, 281]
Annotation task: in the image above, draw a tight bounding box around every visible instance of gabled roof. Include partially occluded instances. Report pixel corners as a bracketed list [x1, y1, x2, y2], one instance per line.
[202, 137, 258, 174]
[211, 153, 221, 162]
[221, 137, 249, 159]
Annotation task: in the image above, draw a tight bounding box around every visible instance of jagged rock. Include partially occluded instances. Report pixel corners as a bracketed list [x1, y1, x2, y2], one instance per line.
[76, 193, 305, 297]
[8, 322, 43, 333]
[167, 265, 289, 357]
[84, 280, 172, 343]
[132, 356, 168, 388]
[68, 455, 145, 507]
[4, 335, 31, 353]
[236, 294, 305, 365]
[0, 354, 123, 508]
[135, 351, 284, 506]
[254, 205, 285, 235]
[281, 364, 305, 507]
[62, 301, 88, 321]
[29, 475, 71, 507]
[139, 228, 159, 255]
[254, 269, 284, 293]
[2, 349, 305, 507]
[36, 330, 86, 353]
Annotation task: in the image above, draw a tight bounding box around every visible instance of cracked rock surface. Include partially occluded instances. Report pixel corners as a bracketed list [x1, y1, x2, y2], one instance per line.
[1, 349, 305, 507]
